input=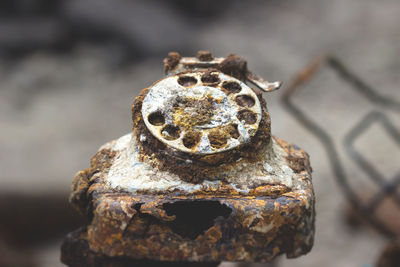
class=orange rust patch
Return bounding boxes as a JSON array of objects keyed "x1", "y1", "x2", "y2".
[{"x1": 171, "y1": 96, "x2": 215, "y2": 129}]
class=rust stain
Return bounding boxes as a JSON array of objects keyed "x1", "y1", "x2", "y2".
[{"x1": 62, "y1": 52, "x2": 315, "y2": 266}]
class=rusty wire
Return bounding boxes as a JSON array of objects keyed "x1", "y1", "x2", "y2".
[
  {"x1": 282, "y1": 55, "x2": 400, "y2": 237},
  {"x1": 344, "y1": 111, "x2": 400, "y2": 210}
]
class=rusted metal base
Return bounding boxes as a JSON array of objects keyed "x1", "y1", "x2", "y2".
[
  {"x1": 61, "y1": 228, "x2": 220, "y2": 267},
  {"x1": 62, "y1": 137, "x2": 314, "y2": 266}
]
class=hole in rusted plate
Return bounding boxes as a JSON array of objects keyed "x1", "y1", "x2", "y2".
[
  {"x1": 208, "y1": 129, "x2": 229, "y2": 149},
  {"x1": 178, "y1": 76, "x2": 197, "y2": 87},
  {"x1": 161, "y1": 125, "x2": 181, "y2": 140},
  {"x1": 225, "y1": 124, "x2": 240, "y2": 139},
  {"x1": 238, "y1": 110, "x2": 257, "y2": 124},
  {"x1": 182, "y1": 131, "x2": 201, "y2": 149},
  {"x1": 235, "y1": 95, "x2": 255, "y2": 108},
  {"x1": 222, "y1": 81, "x2": 241, "y2": 94},
  {"x1": 163, "y1": 201, "x2": 232, "y2": 239},
  {"x1": 148, "y1": 111, "x2": 165, "y2": 126}
]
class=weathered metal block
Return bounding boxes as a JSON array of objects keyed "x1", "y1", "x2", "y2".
[{"x1": 62, "y1": 52, "x2": 314, "y2": 266}]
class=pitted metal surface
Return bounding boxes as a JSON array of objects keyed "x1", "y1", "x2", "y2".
[
  {"x1": 142, "y1": 71, "x2": 262, "y2": 154},
  {"x1": 62, "y1": 52, "x2": 315, "y2": 266}
]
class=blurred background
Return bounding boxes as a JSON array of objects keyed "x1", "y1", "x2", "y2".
[{"x1": 1, "y1": 0, "x2": 399, "y2": 266}]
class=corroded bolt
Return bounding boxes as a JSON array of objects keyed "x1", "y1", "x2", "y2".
[
  {"x1": 196, "y1": 50, "x2": 213, "y2": 61},
  {"x1": 164, "y1": 51, "x2": 181, "y2": 73}
]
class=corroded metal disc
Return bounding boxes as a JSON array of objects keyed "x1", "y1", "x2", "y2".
[{"x1": 142, "y1": 71, "x2": 261, "y2": 154}]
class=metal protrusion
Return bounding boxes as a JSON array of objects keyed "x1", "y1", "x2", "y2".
[
  {"x1": 247, "y1": 72, "x2": 282, "y2": 92},
  {"x1": 196, "y1": 50, "x2": 213, "y2": 61}
]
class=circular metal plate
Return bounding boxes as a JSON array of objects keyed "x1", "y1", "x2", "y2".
[{"x1": 142, "y1": 71, "x2": 261, "y2": 154}]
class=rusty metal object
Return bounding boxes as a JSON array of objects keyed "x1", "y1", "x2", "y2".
[
  {"x1": 142, "y1": 71, "x2": 262, "y2": 155},
  {"x1": 61, "y1": 52, "x2": 314, "y2": 266},
  {"x1": 282, "y1": 55, "x2": 400, "y2": 238},
  {"x1": 376, "y1": 240, "x2": 400, "y2": 267},
  {"x1": 164, "y1": 52, "x2": 281, "y2": 92}
]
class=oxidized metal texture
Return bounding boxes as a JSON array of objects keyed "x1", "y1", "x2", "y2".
[
  {"x1": 164, "y1": 52, "x2": 282, "y2": 93},
  {"x1": 62, "y1": 52, "x2": 315, "y2": 266},
  {"x1": 66, "y1": 136, "x2": 313, "y2": 264},
  {"x1": 142, "y1": 71, "x2": 262, "y2": 154}
]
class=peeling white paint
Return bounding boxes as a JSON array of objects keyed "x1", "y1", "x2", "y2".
[
  {"x1": 141, "y1": 72, "x2": 261, "y2": 155},
  {"x1": 251, "y1": 221, "x2": 274, "y2": 233},
  {"x1": 105, "y1": 133, "x2": 300, "y2": 194}
]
